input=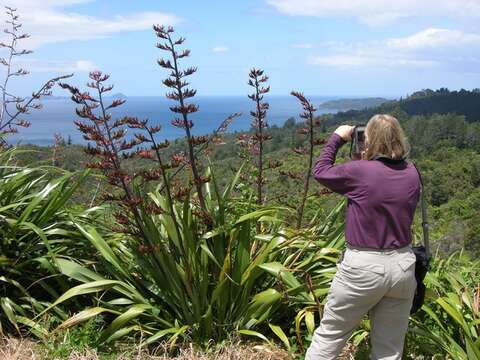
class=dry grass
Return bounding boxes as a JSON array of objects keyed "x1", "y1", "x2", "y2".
[
  {"x1": 338, "y1": 342, "x2": 357, "y2": 360},
  {"x1": 0, "y1": 336, "x2": 362, "y2": 359},
  {"x1": 0, "y1": 337, "x2": 40, "y2": 360},
  {"x1": 0, "y1": 337, "x2": 292, "y2": 360}
]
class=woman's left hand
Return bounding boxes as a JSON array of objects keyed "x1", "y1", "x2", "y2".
[{"x1": 334, "y1": 125, "x2": 355, "y2": 141}]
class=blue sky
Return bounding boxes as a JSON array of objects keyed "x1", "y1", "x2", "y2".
[{"x1": 3, "y1": 0, "x2": 480, "y2": 97}]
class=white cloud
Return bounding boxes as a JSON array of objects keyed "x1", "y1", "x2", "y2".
[
  {"x1": 267, "y1": 0, "x2": 480, "y2": 26},
  {"x1": 14, "y1": 59, "x2": 96, "y2": 73},
  {"x1": 75, "y1": 60, "x2": 95, "y2": 72},
  {"x1": 308, "y1": 28, "x2": 480, "y2": 70},
  {"x1": 309, "y1": 55, "x2": 439, "y2": 69},
  {"x1": 0, "y1": 1, "x2": 181, "y2": 48},
  {"x1": 387, "y1": 28, "x2": 480, "y2": 51},
  {"x1": 212, "y1": 46, "x2": 229, "y2": 53}
]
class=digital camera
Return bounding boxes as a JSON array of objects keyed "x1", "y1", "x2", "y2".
[{"x1": 349, "y1": 124, "x2": 366, "y2": 160}]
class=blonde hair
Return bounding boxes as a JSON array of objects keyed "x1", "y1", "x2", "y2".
[{"x1": 364, "y1": 114, "x2": 409, "y2": 160}]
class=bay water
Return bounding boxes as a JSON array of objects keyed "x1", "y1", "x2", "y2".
[{"x1": 9, "y1": 95, "x2": 340, "y2": 145}]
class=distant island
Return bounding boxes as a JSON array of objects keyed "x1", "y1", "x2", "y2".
[{"x1": 319, "y1": 97, "x2": 388, "y2": 110}]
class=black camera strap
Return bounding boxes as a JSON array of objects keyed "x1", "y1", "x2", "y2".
[{"x1": 412, "y1": 163, "x2": 430, "y2": 260}]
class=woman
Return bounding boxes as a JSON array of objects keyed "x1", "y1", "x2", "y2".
[{"x1": 305, "y1": 114, "x2": 420, "y2": 360}]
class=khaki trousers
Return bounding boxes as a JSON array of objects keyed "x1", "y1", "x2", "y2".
[{"x1": 305, "y1": 245, "x2": 417, "y2": 360}]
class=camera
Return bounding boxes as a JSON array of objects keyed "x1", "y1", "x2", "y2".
[{"x1": 350, "y1": 124, "x2": 366, "y2": 160}]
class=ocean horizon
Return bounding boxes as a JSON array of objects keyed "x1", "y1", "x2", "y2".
[{"x1": 8, "y1": 95, "x2": 343, "y2": 146}]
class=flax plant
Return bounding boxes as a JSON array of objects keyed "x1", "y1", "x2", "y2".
[
  {"x1": 248, "y1": 68, "x2": 271, "y2": 207},
  {"x1": 51, "y1": 61, "x2": 293, "y2": 346},
  {"x1": 0, "y1": 147, "x2": 92, "y2": 336},
  {"x1": 153, "y1": 25, "x2": 209, "y2": 215},
  {"x1": 287, "y1": 92, "x2": 326, "y2": 228}
]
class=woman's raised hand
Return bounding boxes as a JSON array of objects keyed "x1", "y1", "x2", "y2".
[{"x1": 334, "y1": 125, "x2": 355, "y2": 141}]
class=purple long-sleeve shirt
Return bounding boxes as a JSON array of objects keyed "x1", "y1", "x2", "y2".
[{"x1": 313, "y1": 133, "x2": 421, "y2": 249}]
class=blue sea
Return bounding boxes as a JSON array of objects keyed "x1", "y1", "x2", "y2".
[{"x1": 9, "y1": 96, "x2": 341, "y2": 145}]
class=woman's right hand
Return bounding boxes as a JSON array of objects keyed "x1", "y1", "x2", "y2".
[{"x1": 334, "y1": 125, "x2": 355, "y2": 141}]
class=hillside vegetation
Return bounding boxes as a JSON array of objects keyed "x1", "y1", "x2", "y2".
[
  {"x1": 329, "y1": 88, "x2": 480, "y2": 125},
  {"x1": 318, "y1": 97, "x2": 388, "y2": 110}
]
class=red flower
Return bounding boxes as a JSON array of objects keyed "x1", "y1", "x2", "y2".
[{"x1": 137, "y1": 149, "x2": 154, "y2": 159}]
